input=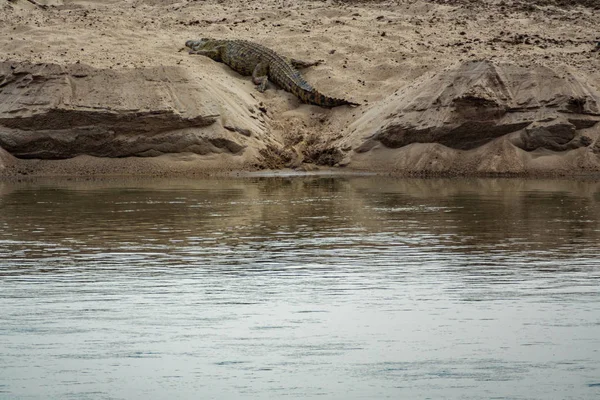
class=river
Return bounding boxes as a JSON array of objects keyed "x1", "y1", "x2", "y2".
[{"x1": 1, "y1": 176, "x2": 599, "y2": 399}]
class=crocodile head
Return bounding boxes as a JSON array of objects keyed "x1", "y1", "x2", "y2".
[{"x1": 185, "y1": 38, "x2": 214, "y2": 51}]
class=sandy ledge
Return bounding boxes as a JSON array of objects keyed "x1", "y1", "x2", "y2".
[{"x1": 1, "y1": 0, "x2": 600, "y2": 178}]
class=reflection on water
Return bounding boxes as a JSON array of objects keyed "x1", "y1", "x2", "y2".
[{"x1": 1, "y1": 177, "x2": 599, "y2": 399}]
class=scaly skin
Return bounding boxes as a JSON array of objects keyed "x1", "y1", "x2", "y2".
[{"x1": 185, "y1": 38, "x2": 358, "y2": 108}]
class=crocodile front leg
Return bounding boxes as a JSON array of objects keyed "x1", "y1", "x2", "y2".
[
  {"x1": 252, "y1": 61, "x2": 270, "y2": 92},
  {"x1": 290, "y1": 58, "x2": 323, "y2": 69}
]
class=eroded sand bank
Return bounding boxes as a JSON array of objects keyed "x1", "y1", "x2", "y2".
[{"x1": 1, "y1": 0, "x2": 599, "y2": 177}]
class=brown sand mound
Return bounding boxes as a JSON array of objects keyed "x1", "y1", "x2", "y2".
[
  {"x1": 342, "y1": 60, "x2": 600, "y2": 175},
  {"x1": 0, "y1": 145, "x2": 16, "y2": 170},
  {"x1": 0, "y1": 61, "x2": 269, "y2": 161}
]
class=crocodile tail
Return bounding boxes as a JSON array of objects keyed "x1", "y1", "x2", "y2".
[{"x1": 298, "y1": 88, "x2": 359, "y2": 108}]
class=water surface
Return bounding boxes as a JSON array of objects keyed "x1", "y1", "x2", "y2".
[{"x1": 1, "y1": 177, "x2": 600, "y2": 399}]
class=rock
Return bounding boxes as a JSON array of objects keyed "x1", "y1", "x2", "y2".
[
  {"x1": 342, "y1": 60, "x2": 600, "y2": 175},
  {"x1": 512, "y1": 121, "x2": 592, "y2": 152},
  {"x1": 0, "y1": 61, "x2": 266, "y2": 160}
]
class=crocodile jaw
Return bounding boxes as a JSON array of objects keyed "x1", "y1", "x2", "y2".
[{"x1": 185, "y1": 38, "x2": 212, "y2": 51}]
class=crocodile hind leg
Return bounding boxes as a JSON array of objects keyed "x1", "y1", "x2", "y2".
[
  {"x1": 289, "y1": 58, "x2": 323, "y2": 69},
  {"x1": 252, "y1": 61, "x2": 270, "y2": 92}
]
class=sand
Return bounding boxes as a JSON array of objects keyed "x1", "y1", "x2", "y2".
[{"x1": 1, "y1": 0, "x2": 599, "y2": 177}]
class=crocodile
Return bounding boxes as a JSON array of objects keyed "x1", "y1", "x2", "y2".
[{"x1": 185, "y1": 38, "x2": 358, "y2": 108}]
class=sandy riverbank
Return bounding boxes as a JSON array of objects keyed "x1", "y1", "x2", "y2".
[{"x1": 1, "y1": 0, "x2": 599, "y2": 177}]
